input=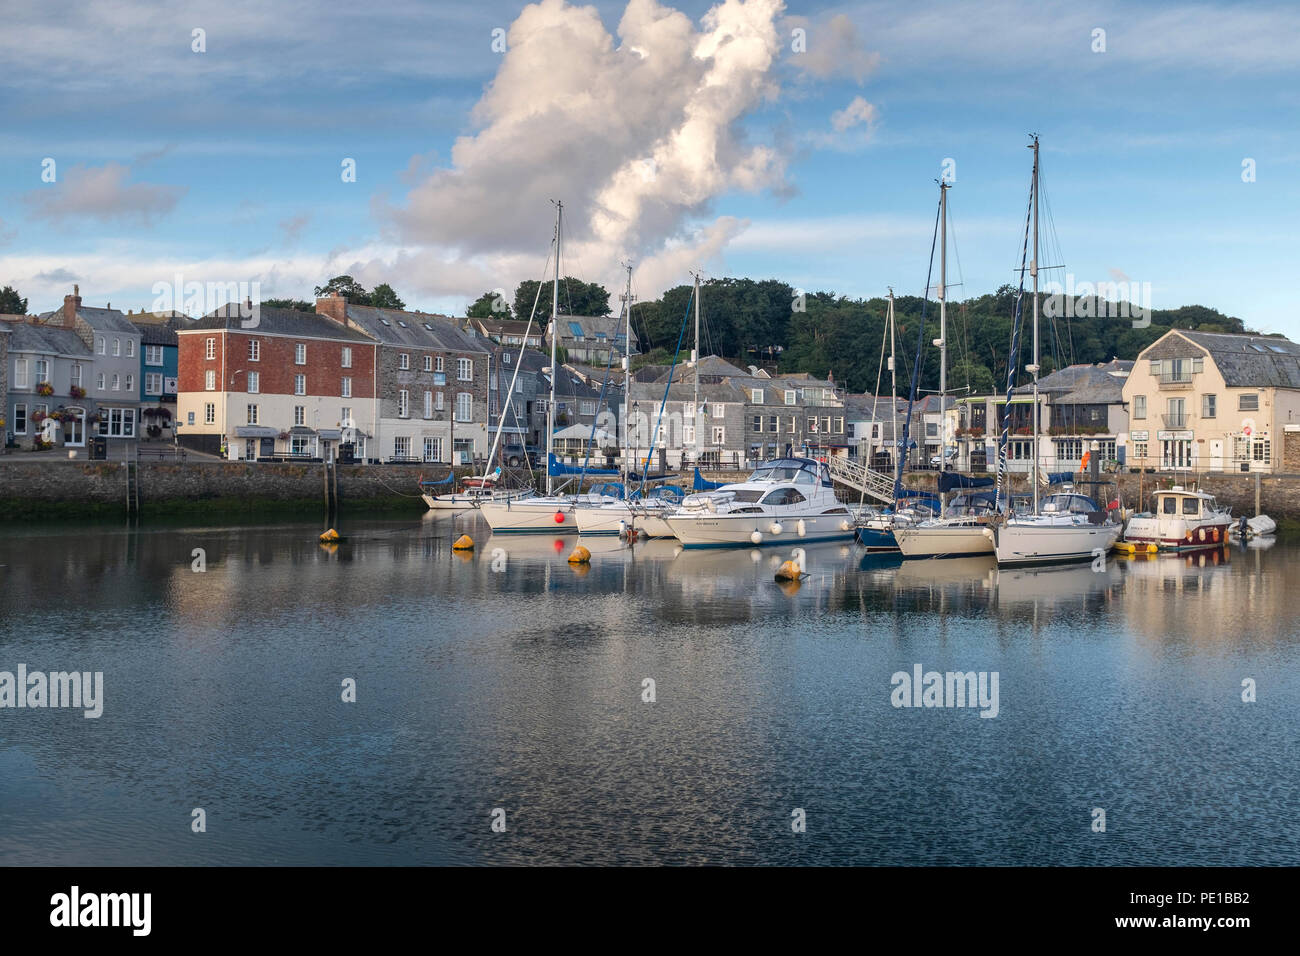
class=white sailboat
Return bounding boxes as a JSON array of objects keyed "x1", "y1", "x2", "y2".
[
  {"x1": 991, "y1": 137, "x2": 1121, "y2": 566},
  {"x1": 480, "y1": 200, "x2": 620, "y2": 533}
]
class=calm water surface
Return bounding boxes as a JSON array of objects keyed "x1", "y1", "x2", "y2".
[{"x1": 1, "y1": 512, "x2": 1297, "y2": 865}]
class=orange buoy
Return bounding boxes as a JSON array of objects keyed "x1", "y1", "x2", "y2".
[
  {"x1": 452, "y1": 534, "x2": 474, "y2": 551},
  {"x1": 554, "y1": 511, "x2": 565, "y2": 524},
  {"x1": 567, "y1": 545, "x2": 591, "y2": 564}
]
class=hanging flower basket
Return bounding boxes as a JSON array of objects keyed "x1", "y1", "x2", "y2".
[
  {"x1": 36, "y1": 382, "x2": 54, "y2": 397},
  {"x1": 31, "y1": 410, "x2": 48, "y2": 425},
  {"x1": 68, "y1": 385, "x2": 86, "y2": 400}
]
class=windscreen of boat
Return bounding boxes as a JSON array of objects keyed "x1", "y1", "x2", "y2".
[
  {"x1": 1042, "y1": 494, "x2": 1101, "y2": 514},
  {"x1": 748, "y1": 459, "x2": 818, "y2": 483},
  {"x1": 730, "y1": 489, "x2": 764, "y2": 503}
]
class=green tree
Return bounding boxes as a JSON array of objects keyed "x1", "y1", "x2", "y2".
[
  {"x1": 513, "y1": 277, "x2": 611, "y2": 322},
  {"x1": 262, "y1": 298, "x2": 314, "y2": 313},
  {"x1": 0, "y1": 285, "x2": 27, "y2": 314},
  {"x1": 369, "y1": 283, "x2": 406, "y2": 310},
  {"x1": 314, "y1": 275, "x2": 370, "y2": 303},
  {"x1": 467, "y1": 290, "x2": 511, "y2": 320}
]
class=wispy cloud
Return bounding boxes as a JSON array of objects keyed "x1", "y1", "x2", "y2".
[{"x1": 23, "y1": 162, "x2": 186, "y2": 226}]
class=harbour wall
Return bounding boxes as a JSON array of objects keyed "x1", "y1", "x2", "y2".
[{"x1": 0, "y1": 459, "x2": 1295, "y2": 524}]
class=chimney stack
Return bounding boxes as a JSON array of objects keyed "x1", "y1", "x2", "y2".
[
  {"x1": 315, "y1": 291, "x2": 347, "y2": 323},
  {"x1": 61, "y1": 285, "x2": 83, "y2": 328}
]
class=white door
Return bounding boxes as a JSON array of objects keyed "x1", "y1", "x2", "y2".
[{"x1": 1209, "y1": 439, "x2": 1224, "y2": 471}]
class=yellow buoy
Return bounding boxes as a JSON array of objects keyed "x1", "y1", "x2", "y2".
[
  {"x1": 567, "y1": 545, "x2": 591, "y2": 564},
  {"x1": 452, "y1": 534, "x2": 475, "y2": 551},
  {"x1": 775, "y1": 559, "x2": 802, "y2": 581},
  {"x1": 1146, "y1": 543, "x2": 1158, "y2": 553},
  {"x1": 319, "y1": 528, "x2": 340, "y2": 542}
]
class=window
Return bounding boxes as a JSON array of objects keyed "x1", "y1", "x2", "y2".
[
  {"x1": 835, "y1": 417, "x2": 844, "y2": 434},
  {"x1": 453, "y1": 438, "x2": 474, "y2": 465},
  {"x1": 423, "y1": 355, "x2": 432, "y2": 372},
  {"x1": 145, "y1": 372, "x2": 162, "y2": 395},
  {"x1": 97, "y1": 408, "x2": 136, "y2": 438},
  {"x1": 398, "y1": 389, "x2": 410, "y2": 418},
  {"x1": 294, "y1": 374, "x2": 306, "y2": 396},
  {"x1": 785, "y1": 390, "x2": 796, "y2": 405},
  {"x1": 580, "y1": 401, "x2": 595, "y2": 416},
  {"x1": 291, "y1": 435, "x2": 310, "y2": 457},
  {"x1": 1133, "y1": 395, "x2": 1146, "y2": 419},
  {"x1": 341, "y1": 347, "x2": 352, "y2": 368},
  {"x1": 456, "y1": 392, "x2": 472, "y2": 422},
  {"x1": 97, "y1": 372, "x2": 107, "y2": 391},
  {"x1": 205, "y1": 338, "x2": 216, "y2": 360},
  {"x1": 423, "y1": 437, "x2": 442, "y2": 462},
  {"x1": 768, "y1": 415, "x2": 778, "y2": 433},
  {"x1": 752, "y1": 415, "x2": 762, "y2": 432},
  {"x1": 246, "y1": 404, "x2": 259, "y2": 424},
  {"x1": 1239, "y1": 393, "x2": 1259, "y2": 411},
  {"x1": 423, "y1": 390, "x2": 433, "y2": 418},
  {"x1": 124, "y1": 375, "x2": 134, "y2": 393},
  {"x1": 341, "y1": 407, "x2": 352, "y2": 426},
  {"x1": 96, "y1": 337, "x2": 106, "y2": 355},
  {"x1": 712, "y1": 425, "x2": 726, "y2": 445},
  {"x1": 247, "y1": 371, "x2": 260, "y2": 393},
  {"x1": 683, "y1": 402, "x2": 695, "y2": 420},
  {"x1": 204, "y1": 403, "x2": 215, "y2": 425},
  {"x1": 294, "y1": 406, "x2": 305, "y2": 426},
  {"x1": 1253, "y1": 439, "x2": 1271, "y2": 462},
  {"x1": 34, "y1": 359, "x2": 50, "y2": 384},
  {"x1": 1202, "y1": 394, "x2": 1217, "y2": 418},
  {"x1": 71, "y1": 364, "x2": 83, "y2": 387},
  {"x1": 399, "y1": 353, "x2": 410, "y2": 370},
  {"x1": 146, "y1": 345, "x2": 164, "y2": 365},
  {"x1": 248, "y1": 340, "x2": 260, "y2": 362},
  {"x1": 341, "y1": 377, "x2": 352, "y2": 398},
  {"x1": 683, "y1": 425, "x2": 695, "y2": 445},
  {"x1": 126, "y1": 340, "x2": 135, "y2": 358},
  {"x1": 436, "y1": 356, "x2": 444, "y2": 372},
  {"x1": 14, "y1": 359, "x2": 27, "y2": 388},
  {"x1": 433, "y1": 372, "x2": 446, "y2": 386},
  {"x1": 111, "y1": 374, "x2": 120, "y2": 391},
  {"x1": 435, "y1": 392, "x2": 444, "y2": 411},
  {"x1": 295, "y1": 343, "x2": 307, "y2": 364},
  {"x1": 458, "y1": 358, "x2": 473, "y2": 381},
  {"x1": 788, "y1": 416, "x2": 796, "y2": 434},
  {"x1": 1132, "y1": 441, "x2": 1148, "y2": 462},
  {"x1": 112, "y1": 338, "x2": 121, "y2": 357},
  {"x1": 13, "y1": 403, "x2": 26, "y2": 434},
  {"x1": 187, "y1": 412, "x2": 195, "y2": 425},
  {"x1": 752, "y1": 388, "x2": 764, "y2": 404},
  {"x1": 712, "y1": 404, "x2": 725, "y2": 417},
  {"x1": 394, "y1": 437, "x2": 411, "y2": 460}
]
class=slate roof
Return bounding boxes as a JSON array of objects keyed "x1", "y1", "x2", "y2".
[
  {"x1": 189, "y1": 305, "x2": 374, "y2": 342},
  {"x1": 344, "y1": 304, "x2": 490, "y2": 354},
  {"x1": 132, "y1": 320, "x2": 182, "y2": 346},
  {"x1": 1177, "y1": 330, "x2": 1300, "y2": 389},
  {"x1": 1016, "y1": 362, "x2": 1127, "y2": 403},
  {"x1": 73, "y1": 306, "x2": 138, "y2": 335},
  {"x1": 5, "y1": 321, "x2": 91, "y2": 356},
  {"x1": 626, "y1": 378, "x2": 749, "y2": 404}
]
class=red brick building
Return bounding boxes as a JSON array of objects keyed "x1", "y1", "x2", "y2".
[{"x1": 176, "y1": 305, "x2": 376, "y2": 459}]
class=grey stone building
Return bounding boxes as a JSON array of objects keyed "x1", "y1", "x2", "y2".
[{"x1": 4, "y1": 317, "x2": 95, "y2": 450}]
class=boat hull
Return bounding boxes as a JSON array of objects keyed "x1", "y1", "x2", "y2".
[
  {"x1": 1123, "y1": 514, "x2": 1231, "y2": 550},
  {"x1": 666, "y1": 512, "x2": 855, "y2": 549},
  {"x1": 993, "y1": 521, "x2": 1122, "y2": 567},
  {"x1": 479, "y1": 499, "x2": 578, "y2": 533},
  {"x1": 895, "y1": 523, "x2": 995, "y2": 559},
  {"x1": 574, "y1": 503, "x2": 675, "y2": 538}
]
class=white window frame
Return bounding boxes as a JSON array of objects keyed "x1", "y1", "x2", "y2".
[
  {"x1": 341, "y1": 377, "x2": 352, "y2": 398},
  {"x1": 247, "y1": 371, "x2": 260, "y2": 394},
  {"x1": 205, "y1": 338, "x2": 216, "y2": 360},
  {"x1": 458, "y1": 358, "x2": 473, "y2": 381},
  {"x1": 399, "y1": 353, "x2": 410, "y2": 370},
  {"x1": 398, "y1": 389, "x2": 409, "y2": 418},
  {"x1": 204, "y1": 402, "x2": 215, "y2": 425},
  {"x1": 295, "y1": 343, "x2": 307, "y2": 365},
  {"x1": 294, "y1": 374, "x2": 306, "y2": 396},
  {"x1": 341, "y1": 347, "x2": 352, "y2": 369},
  {"x1": 456, "y1": 392, "x2": 472, "y2": 422},
  {"x1": 248, "y1": 340, "x2": 261, "y2": 362}
]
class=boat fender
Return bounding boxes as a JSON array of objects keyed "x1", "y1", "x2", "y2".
[
  {"x1": 750, "y1": 530, "x2": 763, "y2": 545},
  {"x1": 567, "y1": 545, "x2": 591, "y2": 564},
  {"x1": 452, "y1": 534, "x2": 474, "y2": 551},
  {"x1": 770, "y1": 522, "x2": 783, "y2": 536},
  {"x1": 1198, "y1": 527, "x2": 1206, "y2": 543},
  {"x1": 1211, "y1": 526, "x2": 1220, "y2": 543},
  {"x1": 796, "y1": 519, "x2": 807, "y2": 537}
]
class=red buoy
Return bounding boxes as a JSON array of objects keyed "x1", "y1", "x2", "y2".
[{"x1": 554, "y1": 512, "x2": 565, "y2": 523}]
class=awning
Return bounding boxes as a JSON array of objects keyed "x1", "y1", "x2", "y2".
[
  {"x1": 234, "y1": 426, "x2": 277, "y2": 438},
  {"x1": 289, "y1": 425, "x2": 316, "y2": 435},
  {"x1": 318, "y1": 428, "x2": 342, "y2": 440}
]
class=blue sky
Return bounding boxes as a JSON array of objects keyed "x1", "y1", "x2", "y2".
[{"x1": 1, "y1": 0, "x2": 1297, "y2": 336}]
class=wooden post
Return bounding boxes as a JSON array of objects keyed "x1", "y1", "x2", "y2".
[{"x1": 1255, "y1": 471, "x2": 1261, "y2": 517}]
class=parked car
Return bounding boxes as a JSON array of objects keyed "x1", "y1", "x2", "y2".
[
  {"x1": 929, "y1": 449, "x2": 957, "y2": 470},
  {"x1": 500, "y1": 441, "x2": 527, "y2": 468}
]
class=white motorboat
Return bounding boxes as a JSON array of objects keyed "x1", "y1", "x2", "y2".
[
  {"x1": 1123, "y1": 486, "x2": 1233, "y2": 550},
  {"x1": 895, "y1": 490, "x2": 1000, "y2": 559},
  {"x1": 574, "y1": 485, "x2": 686, "y2": 537},
  {"x1": 990, "y1": 491, "x2": 1122, "y2": 567},
  {"x1": 664, "y1": 458, "x2": 855, "y2": 548},
  {"x1": 1227, "y1": 513, "x2": 1277, "y2": 540}
]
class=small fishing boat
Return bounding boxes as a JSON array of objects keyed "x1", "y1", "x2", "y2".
[
  {"x1": 664, "y1": 457, "x2": 855, "y2": 548},
  {"x1": 1123, "y1": 486, "x2": 1232, "y2": 550},
  {"x1": 1227, "y1": 513, "x2": 1277, "y2": 540},
  {"x1": 420, "y1": 467, "x2": 529, "y2": 511}
]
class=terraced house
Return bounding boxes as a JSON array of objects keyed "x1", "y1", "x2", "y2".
[
  {"x1": 1122, "y1": 329, "x2": 1300, "y2": 473},
  {"x1": 176, "y1": 305, "x2": 376, "y2": 460},
  {"x1": 315, "y1": 295, "x2": 491, "y2": 464}
]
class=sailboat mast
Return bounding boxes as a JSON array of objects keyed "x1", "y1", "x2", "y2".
[
  {"x1": 888, "y1": 289, "x2": 897, "y2": 465},
  {"x1": 1030, "y1": 137, "x2": 1040, "y2": 515},
  {"x1": 938, "y1": 181, "x2": 948, "y2": 442},
  {"x1": 621, "y1": 261, "x2": 633, "y2": 487},
  {"x1": 692, "y1": 271, "x2": 701, "y2": 466},
  {"x1": 547, "y1": 200, "x2": 562, "y2": 496}
]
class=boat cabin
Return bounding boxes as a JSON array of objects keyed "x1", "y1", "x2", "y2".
[{"x1": 1154, "y1": 487, "x2": 1220, "y2": 518}]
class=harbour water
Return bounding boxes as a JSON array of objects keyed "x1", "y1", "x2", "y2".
[{"x1": 1, "y1": 513, "x2": 1297, "y2": 865}]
